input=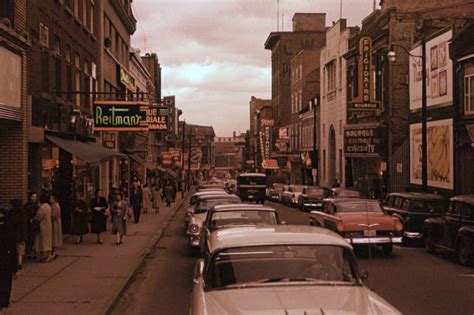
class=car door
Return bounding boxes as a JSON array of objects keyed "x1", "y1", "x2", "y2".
[
  {"x1": 320, "y1": 202, "x2": 338, "y2": 231},
  {"x1": 442, "y1": 201, "x2": 463, "y2": 249}
]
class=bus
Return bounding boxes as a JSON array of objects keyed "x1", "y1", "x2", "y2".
[{"x1": 236, "y1": 173, "x2": 267, "y2": 204}]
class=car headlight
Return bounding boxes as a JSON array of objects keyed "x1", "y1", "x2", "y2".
[
  {"x1": 189, "y1": 224, "x2": 199, "y2": 233},
  {"x1": 394, "y1": 221, "x2": 403, "y2": 232}
]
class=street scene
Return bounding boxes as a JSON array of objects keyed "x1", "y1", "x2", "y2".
[{"x1": 0, "y1": 0, "x2": 473, "y2": 314}]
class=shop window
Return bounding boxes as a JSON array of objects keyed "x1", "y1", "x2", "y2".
[{"x1": 464, "y1": 74, "x2": 474, "y2": 115}]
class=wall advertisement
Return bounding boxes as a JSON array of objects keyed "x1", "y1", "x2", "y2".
[
  {"x1": 409, "y1": 29, "x2": 453, "y2": 110},
  {"x1": 410, "y1": 119, "x2": 453, "y2": 190}
]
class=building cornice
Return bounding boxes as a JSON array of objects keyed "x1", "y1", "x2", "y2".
[{"x1": 110, "y1": 1, "x2": 137, "y2": 35}]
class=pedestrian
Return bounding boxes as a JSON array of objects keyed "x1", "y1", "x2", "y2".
[
  {"x1": 49, "y1": 195, "x2": 63, "y2": 255},
  {"x1": 0, "y1": 209, "x2": 17, "y2": 314},
  {"x1": 111, "y1": 193, "x2": 127, "y2": 245},
  {"x1": 71, "y1": 192, "x2": 89, "y2": 244},
  {"x1": 142, "y1": 184, "x2": 153, "y2": 214},
  {"x1": 332, "y1": 178, "x2": 341, "y2": 188},
  {"x1": 8, "y1": 199, "x2": 27, "y2": 271},
  {"x1": 163, "y1": 181, "x2": 176, "y2": 207},
  {"x1": 130, "y1": 183, "x2": 142, "y2": 224},
  {"x1": 89, "y1": 189, "x2": 108, "y2": 244},
  {"x1": 152, "y1": 183, "x2": 162, "y2": 214},
  {"x1": 24, "y1": 192, "x2": 39, "y2": 258},
  {"x1": 34, "y1": 194, "x2": 54, "y2": 262}
]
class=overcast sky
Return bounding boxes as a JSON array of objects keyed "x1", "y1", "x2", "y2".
[{"x1": 132, "y1": 0, "x2": 377, "y2": 136}]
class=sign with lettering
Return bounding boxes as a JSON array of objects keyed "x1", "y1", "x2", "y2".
[
  {"x1": 147, "y1": 106, "x2": 169, "y2": 131},
  {"x1": 93, "y1": 101, "x2": 148, "y2": 131},
  {"x1": 119, "y1": 66, "x2": 136, "y2": 92},
  {"x1": 344, "y1": 126, "x2": 384, "y2": 157}
]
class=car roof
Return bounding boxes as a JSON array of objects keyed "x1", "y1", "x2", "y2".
[
  {"x1": 328, "y1": 197, "x2": 380, "y2": 205},
  {"x1": 451, "y1": 195, "x2": 474, "y2": 205},
  {"x1": 193, "y1": 191, "x2": 228, "y2": 197},
  {"x1": 238, "y1": 173, "x2": 266, "y2": 177},
  {"x1": 388, "y1": 192, "x2": 447, "y2": 200},
  {"x1": 211, "y1": 204, "x2": 277, "y2": 212},
  {"x1": 196, "y1": 194, "x2": 240, "y2": 201},
  {"x1": 208, "y1": 225, "x2": 351, "y2": 253}
]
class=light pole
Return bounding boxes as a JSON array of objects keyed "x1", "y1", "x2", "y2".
[{"x1": 388, "y1": 39, "x2": 427, "y2": 193}]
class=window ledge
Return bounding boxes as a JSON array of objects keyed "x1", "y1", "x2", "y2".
[
  {"x1": 90, "y1": 33, "x2": 97, "y2": 42},
  {"x1": 73, "y1": 16, "x2": 82, "y2": 26},
  {"x1": 65, "y1": 7, "x2": 73, "y2": 16}
]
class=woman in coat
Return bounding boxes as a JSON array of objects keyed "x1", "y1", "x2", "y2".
[
  {"x1": 152, "y1": 184, "x2": 162, "y2": 214},
  {"x1": 89, "y1": 189, "x2": 108, "y2": 244},
  {"x1": 163, "y1": 181, "x2": 176, "y2": 207},
  {"x1": 142, "y1": 184, "x2": 153, "y2": 214},
  {"x1": 0, "y1": 210, "x2": 17, "y2": 312},
  {"x1": 8, "y1": 199, "x2": 27, "y2": 270},
  {"x1": 111, "y1": 193, "x2": 127, "y2": 245},
  {"x1": 71, "y1": 192, "x2": 89, "y2": 244},
  {"x1": 34, "y1": 195, "x2": 54, "y2": 262},
  {"x1": 49, "y1": 195, "x2": 63, "y2": 255},
  {"x1": 24, "y1": 192, "x2": 39, "y2": 258}
]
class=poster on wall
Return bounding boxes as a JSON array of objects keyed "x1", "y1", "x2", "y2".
[
  {"x1": 410, "y1": 119, "x2": 453, "y2": 190},
  {"x1": 409, "y1": 28, "x2": 453, "y2": 110}
]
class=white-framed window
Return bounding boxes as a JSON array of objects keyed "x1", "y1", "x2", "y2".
[
  {"x1": 464, "y1": 74, "x2": 474, "y2": 115},
  {"x1": 39, "y1": 23, "x2": 49, "y2": 47}
]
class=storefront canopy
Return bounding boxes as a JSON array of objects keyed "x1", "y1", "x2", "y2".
[
  {"x1": 46, "y1": 135, "x2": 125, "y2": 165},
  {"x1": 129, "y1": 154, "x2": 157, "y2": 171}
]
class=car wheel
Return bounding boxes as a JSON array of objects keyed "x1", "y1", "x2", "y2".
[
  {"x1": 424, "y1": 230, "x2": 436, "y2": 254},
  {"x1": 457, "y1": 238, "x2": 473, "y2": 266},
  {"x1": 382, "y1": 244, "x2": 393, "y2": 257}
]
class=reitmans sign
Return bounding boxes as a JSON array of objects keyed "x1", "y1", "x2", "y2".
[{"x1": 93, "y1": 101, "x2": 171, "y2": 132}]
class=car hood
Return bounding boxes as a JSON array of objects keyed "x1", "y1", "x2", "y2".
[
  {"x1": 202, "y1": 285, "x2": 399, "y2": 315},
  {"x1": 305, "y1": 194, "x2": 326, "y2": 200},
  {"x1": 337, "y1": 213, "x2": 396, "y2": 231}
]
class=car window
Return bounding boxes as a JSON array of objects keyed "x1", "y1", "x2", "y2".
[
  {"x1": 209, "y1": 211, "x2": 278, "y2": 229},
  {"x1": 385, "y1": 196, "x2": 395, "y2": 207},
  {"x1": 392, "y1": 197, "x2": 402, "y2": 208},
  {"x1": 412, "y1": 200, "x2": 425, "y2": 212},
  {"x1": 425, "y1": 200, "x2": 447, "y2": 214},
  {"x1": 461, "y1": 203, "x2": 472, "y2": 219},
  {"x1": 335, "y1": 201, "x2": 383, "y2": 213},
  {"x1": 451, "y1": 202, "x2": 462, "y2": 215},
  {"x1": 400, "y1": 199, "x2": 410, "y2": 211}
]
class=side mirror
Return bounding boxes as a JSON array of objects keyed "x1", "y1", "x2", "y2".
[
  {"x1": 361, "y1": 271, "x2": 369, "y2": 281},
  {"x1": 193, "y1": 259, "x2": 204, "y2": 284},
  {"x1": 280, "y1": 220, "x2": 287, "y2": 225}
]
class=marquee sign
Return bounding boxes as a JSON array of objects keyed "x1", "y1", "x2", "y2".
[
  {"x1": 344, "y1": 126, "x2": 384, "y2": 157},
  {"x1": 93, "y1": 101, "x2": 148, "y2": 131}
]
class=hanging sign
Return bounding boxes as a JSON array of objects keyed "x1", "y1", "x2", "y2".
[
  {"x1": 93, "y1": 101, "x2": 148, "y2": 131},
  {"x1": 147, "y1": 106, "x2": 169, "y2": 131}
]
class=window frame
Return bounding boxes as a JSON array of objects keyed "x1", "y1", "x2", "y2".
[{"x1": 464, "y1": 74, "x2": 474, "y2": 115}]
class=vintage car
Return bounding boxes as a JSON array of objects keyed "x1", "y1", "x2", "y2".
[
  {"x1": 331, "y1": 188, "x2": 361, "y2": 198},
  {"x1": 185, "y1": 191, "x2": 230, "y2": 227},
  {"x1": 309, "y1": 198, "x2": 403, "y2": 256},
  {"x1": 298, "y1": 186, "x2": 331, "y2": 211},
  {"x1": 424, "y1": 195, "x2": 474, "y2": 266},
  {"x1": 383, "y1": 192, "x2": 448, "y2": 243},
  {"x1": 199, "y1": 204, "x2": 284, "y2": 256},
  {"x1": 190, "y1": 225, "x2": 400, "y2": 315},
  {"x1": 266, "y1": 183, "x2": 284, "y2": 202},
  {"x1": 237, "y1": 173, "x2": 267, "y2": 204},
  {"x1": 281, "y1": 185, "x2": 305, "y2": 207},
  {"x1": 187, "y1": 194, "x2": 241, "y2": 248}
]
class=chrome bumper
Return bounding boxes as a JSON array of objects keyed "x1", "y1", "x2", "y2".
[
  {"x1": 403, "y1": 231, "x2": 423, "y2": 239},
  {"x1": 188, "y1": 235, "x2": 200, "y2": 247},
  {"x1": 345, "y1": 236, "x2": 403, "y2": 244}
]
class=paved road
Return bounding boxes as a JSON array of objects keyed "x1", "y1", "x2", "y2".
[{"x1": 111, "y1": 199, "x2": 474, "y2": 315}]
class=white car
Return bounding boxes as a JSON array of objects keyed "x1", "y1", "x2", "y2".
[
  {"x1": 281, "y1": 185, "x2": 305, "y2": 207},
  {"x1": 190, "y1": 225, "x2": 400, "y2": 315},
  {"x1": 185, "y1": 191, "x2": 230, "y2": 228},
  {"x1": 187, "y1": 195, "x2": 241, "y2": 248}
]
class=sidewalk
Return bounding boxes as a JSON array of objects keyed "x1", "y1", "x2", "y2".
[{"x1": 8, "y1": 193, "x2": 189, "y2": 315}]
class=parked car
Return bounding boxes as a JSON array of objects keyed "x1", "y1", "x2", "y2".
[
  {"x1": 281, "y1": 185, "x2": 305, "y2": 207},
  {"x1": 199, "y1": 204, "x2": 284, "y2": 256},
  {"x1": 298, "y1": 186, "x2": 330, "y2": 211},
  {"x1": 187, "y1": 194, "x2": 241, "y2": 248},
  {"x1": 185, "y1": 191, "x2": 230, "y2": 227},
  {"x1": 190, "y1": 225, "x2": 400, "y2": 315},
  {"x1": 331, "y1": 188, "x2": 361, "y2": 198},
  {"x1": 424, "y1": 195, "x2": 474, "y2": 266},
  {"x1": 266, "y1": 183, "x2": 284, "y2": 202},
  {"x1": 309, "y1": 198, "x2": 403, "y2": 256},
  {"x1": 383, "y1": 192, "x2": 448, "y2": 243},
  {"x1": 236, "y1": 173, "x2": 267, "y2": 204}
]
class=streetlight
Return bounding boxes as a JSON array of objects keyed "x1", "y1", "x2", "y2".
[{"x1": 388, "y1": 39, "x2": 427, "y2": 193}]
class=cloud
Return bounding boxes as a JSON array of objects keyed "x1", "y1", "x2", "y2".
[{"x1": 132, "y1": 0, "x2": 375, "y2": 136}]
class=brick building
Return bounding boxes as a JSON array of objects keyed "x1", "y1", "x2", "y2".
[
  {"x1": 264, "y1": 13, "x2": 326, "y2": 179},
  {"x1": 214, "y1": 132, "x2": 246, "y2": 175},
  {"x1": 141, "y1": 52, "x2": 162, "y2": 101},
  {"x1": 0, "y1": 0, "x2": 30, "y2": 205},
  {"x1": 319, "y1": 19, "x2": 358, "y2": 188}
]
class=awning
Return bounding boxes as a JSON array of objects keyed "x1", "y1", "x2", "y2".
[
  {"x1": 46, "y1": 135, "x2": 125, "y2": 165},
  {"x1": 262, "y1": 159, "x2": 279, "y2": 170},
  {"x1": 129, "y1": 154, "x2": 157, "y2": 171}
]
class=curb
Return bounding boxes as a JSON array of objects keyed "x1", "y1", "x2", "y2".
[{"x1": 103, "y1": 191, "x2": 191, "y2": 315}]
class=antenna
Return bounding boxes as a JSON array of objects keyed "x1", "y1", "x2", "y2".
[
  {"x1": 340, "y1": 0, "x2": 343, "y2": 19},
  {"x1": 277, "y1": 0, "x2": 280, "y2": 31}
]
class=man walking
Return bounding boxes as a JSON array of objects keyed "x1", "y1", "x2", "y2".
[{"x1": 130, "y1": 183, "x2": 143, "y2": 224}]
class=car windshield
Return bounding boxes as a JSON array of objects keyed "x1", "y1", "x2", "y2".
[
  {"x1": 205, "y1": 245, "x2": 358, "y2": 290},
  {"x1": 208, "y1": 210, "x2": 278, "y2": 229},
  {"x1": 237, "y1": 175, "x2": 266, "y2": 186},
  {"x1": 195, "y1": 199, "x2": 238, "y2": 214},
  {"x1": 306, "y1": 187, "x2": 327, "y2": 196},
  {"x1": 336, "y1": 201, "x2": 383, "y2": 213}
]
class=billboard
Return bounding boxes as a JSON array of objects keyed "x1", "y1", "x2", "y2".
[
  {"x1": 410, "y1": 119, "x2": 453, "y2": 190},
  {"x1": 409, "y1": 29, "x2": 453, "y2": 110}
]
